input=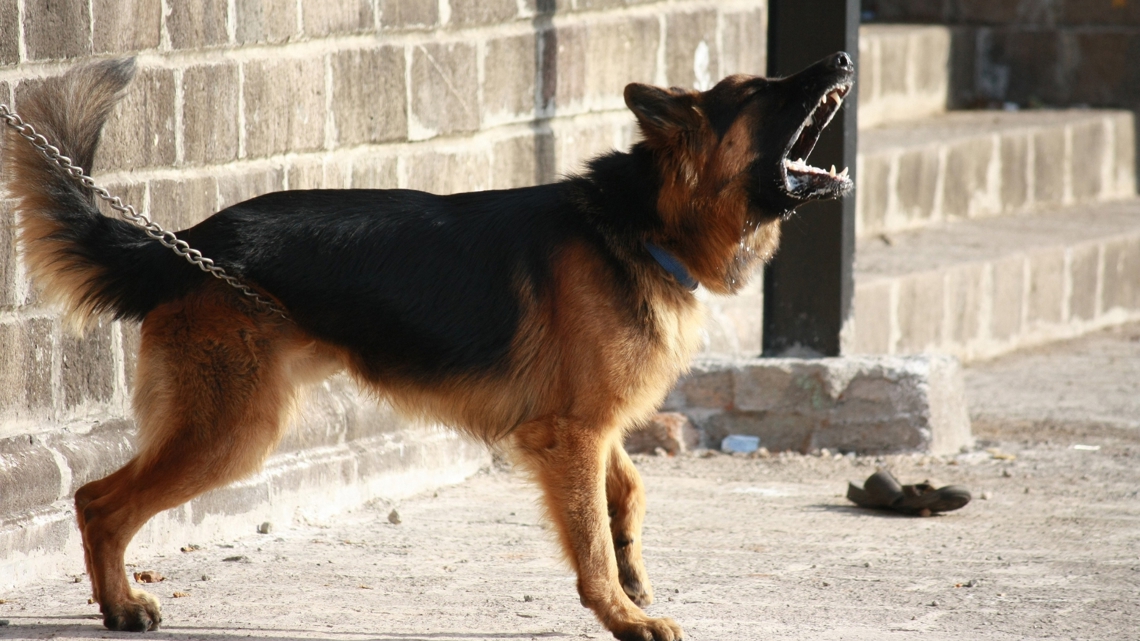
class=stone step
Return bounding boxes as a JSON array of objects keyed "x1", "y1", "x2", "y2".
[
  {"x1": 856, "y1": 109, "x2": 1136, "y2": 238},
  {"x1": 857, "y1": 24, "x2": 952, "y2": 129},
  {"x1": 849, "y1": 198, "x2": 1140, "y2": 362}
]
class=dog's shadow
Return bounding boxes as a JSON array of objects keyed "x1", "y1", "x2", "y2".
[{"x1": 0, "y1": 620, "x2": 573, "y2": 640}]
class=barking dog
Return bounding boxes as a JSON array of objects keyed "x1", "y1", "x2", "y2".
[{"x1": 3, "y1": 52, "x2": 853, "y2": 641}]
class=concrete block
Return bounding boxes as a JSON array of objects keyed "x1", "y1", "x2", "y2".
[
  {"x1": 624, "y1": 412, "x2": 699, "y2": 456},
  {"x1": 0, "y1": 320, "x2": 53, "y2": 415},
  {"x1": 351, "y1": 154, "x2": 399, "y2": 189},
  {"x1": 0, "y1": 0, "x2": 17, "y2": 65},
  {"x1": 553, "y1": 18, "x2": 659, "y2": 112},
  {"x1": 1102, "y1": 236, "x2": 1140, "y2": 313},
  {"x1": 149, "y1": 176, "x2": 218, "y2": 230},
  {"x1": 491, "y1": 134, "x2": 540, "y2": 190},
  {"x1": 24, "y1": 0, "x2": 91, "y2": 60},
  {"x1": 1070, "y1": 119, "x2": 1108, "y2": 202},
  {"x1": 93, "y1": 0, "x2": 161, "y2": 53},
  {"x1": 851, "y1": 279, "x2": 893, "y2": 354},
  {"x1": 942, "y1": 136, "x2": 995, "y2": 219},
  {"x1": 990, "y1": 256, "x2": 1026, "y2": 342},
  {"x1": 0, "y1": 201, "x2": 17, "y2": 309},
  {"x1": 98, "y1": 68, "x2": 177, "y2": 171},
  {"x1": 1026, "y1": 247, "x2": 1066, "y2": 327},
  {"x1": 895, "y1": 271, "x2": 944, "y2": 353},
  {"x1": 1068, "y1": 244, "x2": 1100, "y2": 322},
  {"x1": 896, "y1": 147, "x2": 939, "y2": 224},
  {"x1": 51, "y1": 419, "x2": 134, "y2": 491},
  {"x1": 449, "y1": 0, "x2": 518, "y2": 26},
  {"x1": 94, "y1": 180, "x2": 146, "y2": 224},
  {"x1": 218, "y1": 167, "x2": 285, "y2": 210},
  {"x1": 121, "y1": 320, "x2": 140, "y2": 394},
  {"x1": 856, "y1": 153, "x2": 891, "y2": 235},
  {"x1": 483, "y1": 34, "x2": 537, "y2": 126},
  {"x1": 1033, "y1": 126, "x2": 1067, "y2": 207},
  {"x1": 665, "y1": 10, "x2": 718, "y2": 91},
  {"x1": 61, "y1": 318, "x2": 115, "y2": 409},
  {"x1": 244, "y1": 57, "x2": 327, "y2": 159},
  {"x1": 681, "y1": 356, "x2": 972, "y2": 455},
  {"x1": 235, "y1": 0, "x2": 299, "y2": 44},
  {"x1": 661, "y1": 361, "x2": 733, "y2": 412},
  {"x1": 999, "y1": 133, "x2": 1030, "y2": 213},
  {"x1": 719, "y1": 8, "x2": 767, "y2": 77},
  {"x1": 1113, "y1": 113, "x2": 1136, "y2": 197},
  {"x1": 287, "y1": 158, "x2": 349, "y2": 190},
  {"x1": 410, "y1": 42, "x2": 479, "y2": 139},
  {"x1": 877, "y1": 29, "x2": 909, "y2": 97},
  {"x1": 0, "y1": 436, "x2": 63, "y2": 515},
  {"x1": 168, "y1": 0, "x2": 230, "y2": 49},
  {"x1": 944, "y1": 263, "x2": 984, "y2": 346},
  {"x1": 331, "y1": 47, "x2": 407, "y2": 146},
  {"x1": 404, "y1": 148, "x2": 492, "y2": 195},
  {"x1": 379, "y1": 0, "x2": 438, "y2": 29},
  {"x1": 301, "y1": 0, "x2": 374, "y2": 36},
  {"x1": 182, "y1": 64, "x2": 241, "y2": 165}
]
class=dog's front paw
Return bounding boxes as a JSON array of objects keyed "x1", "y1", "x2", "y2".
[
  {"x1": 101, "y1": 589, "x2": 162, "y2": 632},
  {"x1": 610, "y1": 615, "x2": 684, "y2": 641}
]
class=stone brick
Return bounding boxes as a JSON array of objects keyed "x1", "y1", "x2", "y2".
[
  {"x1": 944, "y1": 263, "x2": 984, "y2": 346},
  {"x1": 0, "y1": 0, "x2": 19, "y2": 65},
  {"x1": 734, "y1": 361, "x2": 823, "y2": 414},
  {"x1": 0, "y1": 437, "x2": 62, "y2": 515},
  {"x1": 410, "y1": 42, "x2": 479, "y2": 139},
  {"x1": 999, "y1": 133, "x2": 1029, "y2": 213},
  {"x1": 98, "y1": 68, "x2": 177, "y2": 171},
  {"x1": 720, "y1": 8, "x2": 767, "y2": 77},
  {"x1": 235, "y1": 0, "x2": 299, "y2": 44},
  {"x1": 942, "y1": 136, "x2": 995, "y2": 219},
  {"x1": 168, "y1": 0, "x2": 230, "y2": 49},
  {"x1": 550, "y1": 116, "x2": 627, "y2": 176},
  {"x1": 93, "y1": 0, "x2": 161, "y2": 53},
  {"x1": 1114, "y1": 114, "x2": 1136, "y2": 196},
  {"x1": 182, "y1": 64, "x2": 240, "y2": 165},
  {"x1": 287, "y1": 158, "x2": 349, "y2": 190},
  {"x1": 896, "y1": 272, "x2": 944, "y2": 353},
  {"x1": 895, "y1": 147, "x2": 939, "y2": 224},
  {"x1": 877, "y1": 30, "x2": 909, "y2": 97},
  {"x1": 624, "y1": 412, "x2": 700, "y2": 456},
  {"x1": 851, "y1": 279, "x2": 893, "y2": 354},
  {"x1": 24, "y1": 0, "x2": 91, "y2": 60},
  {"x1": 1026, "y1": 247, "x2": 1065, "y2": 327},
  {"x1": 351, "y1": 154, "x2": 399, "y2": 189},
  {"x1": 483, "y1": 34, "x2": 537, "y2": 125},
  {"x1": 149, "y1": 176, "x2": 218, "y2": 230},
  {"x1": 61, "y1": 318, "x2": 115, "y2": 409},
  {"x1": 1069, "y1": 120, "x2": 1107, "y2": 202},
  {"x1": 449, "y1": 0, "x2": 517, "y2": 26},
  {"x1": 244, "y1": 58, "x2": 327, "y2": 159},
  {"x1": 1102, "y1": 236, "x2": 1140, "y2": 313},
  {"x1": 1033, "y1": 127, "x2": 1067, "y2": 207},
  {"x1": 0, "y1": 201, "x2": 18, "y2": 309},
  {"x1": 1068, "y1": 244, "x2": 1100, "y2": 322},
  {"x1": 990, "y1": 256, "x2": 1026, "y2": 342},
  {"x1": 331, "y1": 47, "x2": 408, "y2": 146},
  {"x1": 856, "y1": 153, "x2": 891, "y2": 235},
  {"x1": 121, "y1": 321, "x2": 140, "y2": 394},
  {"x1": 405, "y1": 148, "x2": 493, "y2": 195},
  {"x1": 666, "y1": 10, "x2": 718, "y2": 91},
  {"x1": 491, "y1": 135, "x2": 539, "y2": 190},
  {"x1": 0, "y1": 319, "x2": 53, "y2": 413},
  {"x1": 668, "y1": 365, "x2": 733, "y2": 411},
  {"x1": 914, "y1": 28, "x2": 951, "y2": 95},
  {"x1": 554, "y1": 18, "x2": 659, "y2": 112},
  {"x1": 218, "y1": 167, "x2": 285, "y2": 210},
  {"x1": 379, "y1": 0, "x2": 438, "y2": 29},
  {"x1": 301, "y1": 0, "x2": 374, "y2": 36}
]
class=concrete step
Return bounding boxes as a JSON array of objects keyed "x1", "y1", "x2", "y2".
[
  {"x1": 856, "y1": 109, "x2": 1136, "y2": 238},
  {"x1": 857, "y1": 24, "x2": 952, "y2": 129},
  {"x1": 848, "y1": 198, "x2": 1140, "y2": 362}
]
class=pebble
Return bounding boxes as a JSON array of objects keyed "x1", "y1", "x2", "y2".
[
  {"x1": 388, "y1": 509, "x2": 402, "y2": 525},
  {"x1": 257, "y1": 522, "x2": 272, "y2": 534},
  {"x1": 0, "y1": 620, "x2": 8, "y2": 626},
  {"x1": 222, "y1": 555, "x2": 250, "y2": 563},
  {"x1": 981, "y1": 491, "x2": 992, "y2": 500}
]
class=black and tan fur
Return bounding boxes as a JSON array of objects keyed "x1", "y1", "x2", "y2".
[{"x1": 2, "y1": 53, "x2": 854, "y2": 641}]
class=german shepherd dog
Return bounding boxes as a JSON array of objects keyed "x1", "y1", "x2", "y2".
[{"x1": 3, "y1": 51, "x2": 853, "y2": 640}]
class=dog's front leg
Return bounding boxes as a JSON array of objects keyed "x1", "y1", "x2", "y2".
[
  {"x1": 606, "y1": 440, "x2": 654, "y2": 607},
  {"x1": 515, "y1": 420, "x2": 682, "y2": 641}
]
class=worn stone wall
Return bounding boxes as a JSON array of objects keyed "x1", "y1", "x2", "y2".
[{"x1": 0, "y1": 0, "x2": 769, "y2": 587}]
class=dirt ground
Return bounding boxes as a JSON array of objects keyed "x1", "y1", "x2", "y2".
[{"x1": 2, "y1": 327, "x2": 1139, "y2": 641}]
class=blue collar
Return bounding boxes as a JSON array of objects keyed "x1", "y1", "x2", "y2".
[{"x1": 644, "y1": 241, "x2": 698, "y2": 291}]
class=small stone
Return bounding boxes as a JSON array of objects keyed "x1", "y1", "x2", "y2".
[
  {"x1": 864, "y1": 562, "x2": 872, "y2": 568},
  {"x1": 819, "y1": 448, "x2": 831, "y2": 457},
  {"x1": 172, "y1": 591, "x2": 190, "y2": 598},
  {"x1": 257, "y1": 521, "x2": 272, "y2": 534},
  {"x1": 966, "y1": 579, "x2": 980, "y2": 588},
  {"x1": 981, "y1": 491, "x2": 992, "y2": 500},
  {"x1": 180, "y1": 544, "x2": 202, "y2": 553},
  {"x1": 1001, "y1": 469, "x2": 1013, "y2": 478},
  {"x1": 930, "y1": 600, "x2": 938, "y2": 607},
  {"x1": 200, "y1": 575, "x2": 210, "y2": 581},
  {"x1": 133, "y1": 571, "x2": 164, "y2": 583},
  {"x1": 222, "y1": 555, "x2": 250, "y2": 563},
  {"x1": 1024, "y1": 487, "x2": 1031, "y2": 494},
  {"x1": 0, "y1": 620, "x2": 8, "y2": 626},
  {"x1": 523, "y1": 595, "x2": 534, "y2": 602},
  {"x1": 388, "y1": 509, "x2": 401, "y2": 525}
]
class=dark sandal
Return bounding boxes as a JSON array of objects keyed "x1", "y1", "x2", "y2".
[{"x1": 847, "y1": 470, "x2": 971, "y2": 516}]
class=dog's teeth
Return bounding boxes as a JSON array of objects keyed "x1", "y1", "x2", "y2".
[
  {"x1": 830, "y1": 91, "x2": 843, "y2": 105},
  {"x1": 829, "y1": 165, "x2": 836, "y2": 177},
  {"x1": 805, "y1": 114, "x2": 814, "y2": 127},
  {"x1": 839, "y1": 166, "x2": 850, "y2": 178}
]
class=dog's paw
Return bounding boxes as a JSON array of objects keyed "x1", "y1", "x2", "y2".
[
  {"x1": 621, "y1": 575, "x2": 654, "y2": 608},
  {"x1": 610, "y1": 615, "x2": 684, "y2": 641},
  {"x1": 101, "y1": 589, "x2": 162, "y2": 632}
]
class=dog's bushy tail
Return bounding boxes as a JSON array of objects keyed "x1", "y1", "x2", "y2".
[{"x1": 3, "y1": 58, "x2": 201, "y2": 325}]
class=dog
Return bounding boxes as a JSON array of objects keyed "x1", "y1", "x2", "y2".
[{"x1": 3, "y1": 52, "x2": 853, "y2": 641}]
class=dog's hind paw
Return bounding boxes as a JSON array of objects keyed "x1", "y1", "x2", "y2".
[
  {"x1": 610, "y1": 616, "x2": 683, "y2": 641},
  {"x1": 621, "y1": 576, "x2": 654, "y2": 608},
  {"x1": 101, "y1": 589, "x2": 162, "y2": 632}
]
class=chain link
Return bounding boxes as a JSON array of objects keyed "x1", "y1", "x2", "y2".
[{"x1": 0, "y1": 103, "x2": 288, "y2": 319}]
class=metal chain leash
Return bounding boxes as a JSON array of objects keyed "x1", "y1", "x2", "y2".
[{"x1": 0, "y1": 103, "x2": 288, "y2": 319}]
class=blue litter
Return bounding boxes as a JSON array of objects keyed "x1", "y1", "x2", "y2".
[{"x1": 721, "y1": 434, "x2": 760, "y2": 454}]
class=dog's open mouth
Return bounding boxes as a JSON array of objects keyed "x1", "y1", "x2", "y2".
[{"x1": 780, "y1": 82, "x2": 852, "y2": 199}]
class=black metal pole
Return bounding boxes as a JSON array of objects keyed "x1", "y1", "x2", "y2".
[{"x1": 763, "y1": 0, "x2": 859, "y2": 357}]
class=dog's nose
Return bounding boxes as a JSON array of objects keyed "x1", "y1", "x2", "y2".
[{"x1": 829, "y1": 52, "x2": 854, "y2": 72}]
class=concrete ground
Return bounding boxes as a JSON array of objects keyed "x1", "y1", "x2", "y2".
[{"x1": 2, "y1": 326, "x2": 1139, "y2": 641}]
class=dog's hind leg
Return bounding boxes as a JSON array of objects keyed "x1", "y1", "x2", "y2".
[
  {"x1": 75, "y1": 289, "x2": 324, "y2": 632},
  {"x1": 606, "y1": 440, "x2": 654, "y2": 608},
  {"x1": 515, "y1": 421, "x2": 682, "y2": 641}
]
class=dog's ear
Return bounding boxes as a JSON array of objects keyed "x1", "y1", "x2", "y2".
[{"x1": 624, "y1": 83, "x2": 694, "y2": 134}]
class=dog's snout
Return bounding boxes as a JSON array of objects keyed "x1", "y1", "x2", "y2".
[{"x1": 829, "y1": 52, "x2": 853, "y2": 72}]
